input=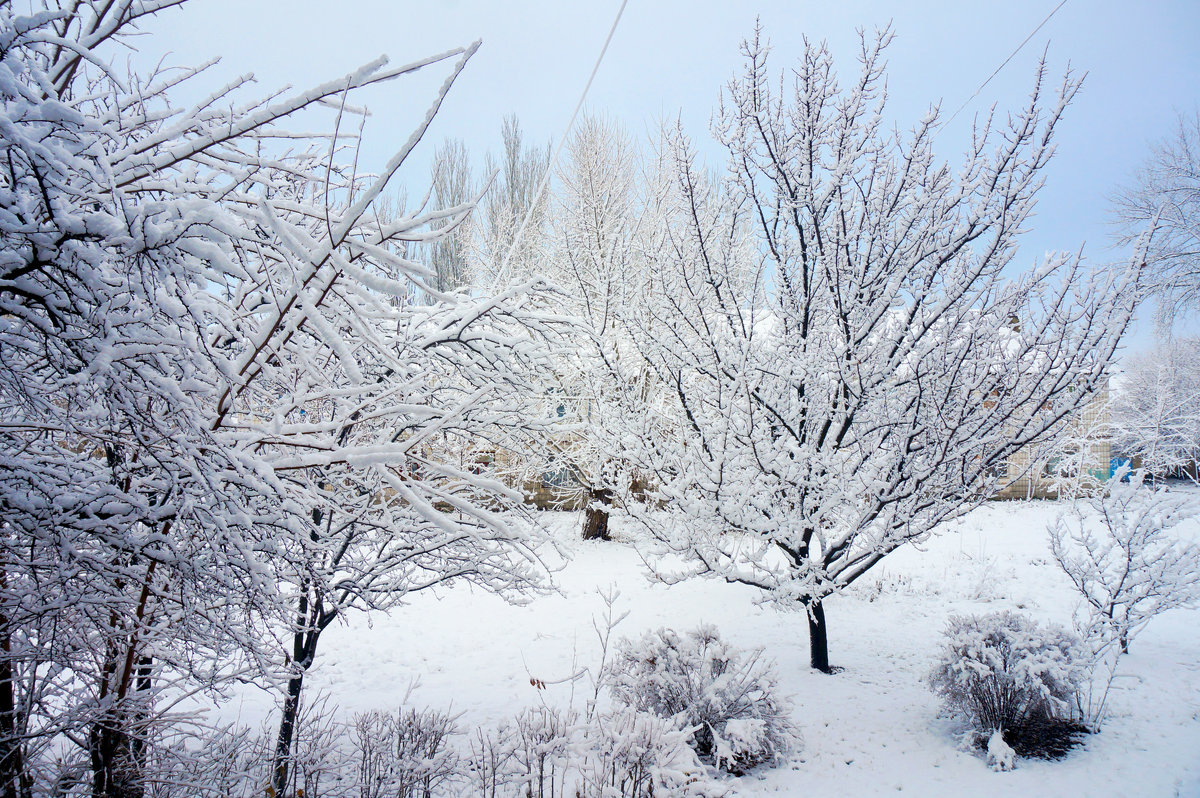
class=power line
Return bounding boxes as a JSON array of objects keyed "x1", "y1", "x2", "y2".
[
  {"x1": 940, "y1": 0, "x2": 1069, "y2": 131},
  {"x1": 496, "y1": 0, "x2": 630, "y2": 284}
]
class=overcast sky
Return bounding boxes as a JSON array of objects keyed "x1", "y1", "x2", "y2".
[{"x1": 134, "y1": 0, "x2": 1200, "y2": 350}]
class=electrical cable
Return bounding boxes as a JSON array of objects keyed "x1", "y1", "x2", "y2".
[
  {"x1": 940, "y1": 0, "x2": 1069, "y2": 131},
  {"x1": 495, "y1": 0, "x2": 630, "y2": 284}
]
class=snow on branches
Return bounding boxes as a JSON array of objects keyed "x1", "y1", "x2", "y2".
[
  {"x1": 1112, "y1": 112, "x2": 1200, "y2": 332},
  {"x1": 1049, "y1": 470, "x2": 1200, "y2": 657},
  {"x1": 0, "y1": 2, "x2": 564, "y2": 794},
  {"x1": 615, "y1": 25, "x2": 1142, "y2": 672},
  {"x1": 1110, "y1": 338, "x2": 1200, "y2": 479}
]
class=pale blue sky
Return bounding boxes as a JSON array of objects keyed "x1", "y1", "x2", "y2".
[{"x1": 135, "y1": 0, "x2": 1200, "y2": 350}]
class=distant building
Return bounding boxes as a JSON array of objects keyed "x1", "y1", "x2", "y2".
[{"x1": 992, "y1": 389, "x2": 1111, "y2": 499}]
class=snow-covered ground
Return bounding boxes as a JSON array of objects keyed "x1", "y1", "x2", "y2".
[{"x1": 227, "y1": 499, "x2": 1200, "y2": 797}]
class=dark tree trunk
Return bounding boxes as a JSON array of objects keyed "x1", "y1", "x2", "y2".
[
  {"x1": 0, "y1": 660, "x2": 28, "y2": 798},
  {"x1": 88, "y1": 470, "x2": 156, "y2": 798},
  {"x1": 581, "y1": 488, "x2": 614, "y2": 541},
  {"x1": 127, "y1": 658, "x2": 152, "y2": 781},
  {"x1": 807, "y1": 600, "x2": 832, "y2": 674},
  {"x1": 271, "y1": 669, "x2": 307, "y2": 798},
  {"x1": 0, "y1": 566, "x2": 30, "y2": 798},
  {"x1": 0, "y1": 638, "x2": 30, "y2": 798},
  {"x1": 90, "y1": 640, "x2": 140, "y2": 798},
  {"x1": 272, "y1": 509, "x2": 332, "y2": 797},
  {"x1": 271, "y1": 590, "x2": 324, "y2": 798},
  {"x1": 89, "y1": 710, "x2": 143, "y2": 798}
]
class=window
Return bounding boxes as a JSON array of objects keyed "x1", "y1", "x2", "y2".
[{"x1": 541, "y1": 466, "x2": 577, "y2": 488}]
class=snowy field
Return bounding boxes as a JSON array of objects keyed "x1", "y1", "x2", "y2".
[{"x1": 225, "y1": 499, "x2": 1200, "y2": 797}]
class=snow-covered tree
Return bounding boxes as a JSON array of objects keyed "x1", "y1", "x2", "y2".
[
  {"x1": 541, "y1": 114, "x2": 648, "y2": 540},
  {"x1": 1050, "y1": 469, "x2": 1200, "y2": 656},
  {"x1": 1112, "y1": 111, "x2": 1200, "y2": 332},
  {"x1": 0, "y1": 3, "x2": 564, "y2": 795},
  {"x1": 1049, "y1": 468, "x2": 1200, "y2": 728},
  {"x1": 426, "y1": 137, "x2": 475, "y2": 295},
  {"x1": 617, "y1": 27, "x2": 1142, "y2": 673},
  {"x1": 0, "y1": 2, "x2": 322, "y2": 791},
  {"x1": 163, "y1": 50, "x2": 566, "y2": 798},
  {"x1": 243, "y1": 257, "x2": 563, "y2": 794},
  {"x1": 471, "y1": 115, "x2": 551, "y2": 287},
  {"x1": 1110, "y1": 338, "x2": 1200, "y2": 479}
]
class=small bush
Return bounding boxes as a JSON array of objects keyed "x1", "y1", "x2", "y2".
[
  {"x1": 292, "y1": 695, "x2": 356, "y2": 798},
  {"x1": 463, "y1": 707, "x2": 718, "y2": 798},
  {"x1": 353, "y1": 705, "x2": 461, "y2": 798},
  {"x1": 581, "y1": 707, "x2": 709, "y2": 798},
  {"x1": 512, "y1": 706, "x2": 573, "y2": 798},
  {"x1": 929, "y1": 611, "x2": 1088, "y2": 759},
  {"x1": 466, "y1": 725, "x2": 519, "y2": 798},
  {"x1": 609, "y1": 625, "x2": 794, "y2": 774},
  {"x1": 143, "y1": 722, "x2": 268, "y2": 798}
]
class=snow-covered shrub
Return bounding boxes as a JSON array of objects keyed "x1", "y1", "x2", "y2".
[
  {"x1": 353, "y1": 706, "x2": 461, "y2": 798},
  {"x1": 1050, "y1": 471, "x2": 1200, "y2": 656},
  {"x1": 465, "y1": 706, "x2": 721, "y2": 798},
  {"x1": 513, "y1": 706, "x2": 574, "y2": 798},
  {"x1": 148, "y1": 700, "x2": 465, "y2": 798},
  {"x1": 466, "y1": 708, "x2": 584, "y2": 798},
  {"x1": 288, "y1": 696, "x2": 356, "y2": 798},
  {"x1": 467, "y1": 725, "x2": 521, "y2": 798},
  {"x1": 143, "y1": 723, "x2": 268, "y2": 798},
  {"x1": 609, "y1": 625, "x2": 794, "y2": 773},
  {"x1": 1048, "y1": 470, "x2": 1200, "y2": 729},
  {"x1": 929, "y1": 612, "x2": 1088, "y2": 759},
  {"x1": 580, "y1": 707, "x2": 710, "y2": 797}
]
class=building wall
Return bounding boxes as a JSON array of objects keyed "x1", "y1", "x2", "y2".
[
  {"x1": 993, "y1": 390, "x2": 1111, "y2": 499},
  {"x1": 522, "y1": 479, "x2": 588, "y2": 511}
]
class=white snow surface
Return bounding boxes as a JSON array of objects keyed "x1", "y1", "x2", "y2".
[
  {"x1": 223, "y1": 500, "x2": 1200, "y2": 797},
  {"x1": 987, "y1": 730, "x2": 1018, "y2": 772}
]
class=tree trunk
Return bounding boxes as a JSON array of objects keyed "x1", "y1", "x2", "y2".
[
  {"x1": 0, "y1": 566, "x2": 30, "y2": 798},
  {"x1": 0, "y1": 658, "x2": 30, "y2": 798},
  {"x1": 271, "y1": 604, "x2": 323, "y2": 798},
  {"x1": 270, "y1": 670, "x2": 306, "y2": 798},
  {"x1": 90, "y1": 635, "x2": 145, "y2": 798},
  {"x1": 127, "y1": 657, "x2": 152, "y2": 783},
  {"x1": 91, "y1": 558, "x2": 158, "y2": 798},
  {"x1": 273, "y1": 516, "x2": 327, "y2": 798},
  {"x1": 0, "y1": 653, "x2": 28, "y2": 798},
  {"x1": 89, "y1": 710, "x2": 143, "y2": 798},
  {"x1": 807, "y1": 600, "x2": 832, "y2": 674},
  {"x1": 581, "y1": 488, "x2": 614, "y2": 541}
]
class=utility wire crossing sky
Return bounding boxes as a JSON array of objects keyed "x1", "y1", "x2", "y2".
[{"x1": 138, "y1": 0, "x2": 1200, "y2": 349}]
